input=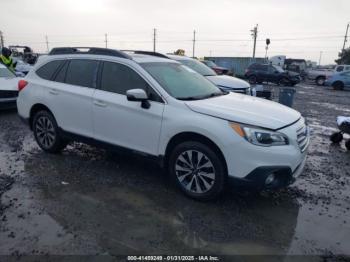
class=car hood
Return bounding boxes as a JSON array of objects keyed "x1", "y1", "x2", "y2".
[
  {"x1": 206, "y1": 75, "x2": 250, "y2": 89},
  {"x1": 0, "y1": 77, "x2": 18, "y2": 91},
  {"x1": 185, "y1": 93, "x2": 301, "y2": 130}
]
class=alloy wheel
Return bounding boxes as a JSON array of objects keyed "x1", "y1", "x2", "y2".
[
  {"x1": 35, "y1": 116, "x2": 56, "y2": 149},
  {"x1": 175, "y1": 150, "x2": 215, "y2": 194}
]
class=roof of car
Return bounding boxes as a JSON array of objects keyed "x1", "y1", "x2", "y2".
[
  {"x1": 166, "y1": 54, "x2": 193, "y2": 61},
  {"x1": 129, "y1": 53, "x2": 176, "y2": 64}
]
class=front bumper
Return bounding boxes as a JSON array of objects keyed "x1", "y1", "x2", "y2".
[
  {"x1": 224, "y1": 118, "x2": 309, "y2": 190},
  {"x1": 229, "y1": 155, "x2": 307, "y2": 190}
]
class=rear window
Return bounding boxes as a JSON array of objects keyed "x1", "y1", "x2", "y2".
[
  {"x1": 36, "y1": 60, "x2": 64, "y2": 80},
  {"x1": 65, "y1": 59, "x2": 99, "y2": 88}
]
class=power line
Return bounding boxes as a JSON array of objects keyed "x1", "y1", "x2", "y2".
[
  {"x1": 251, "y1": 24, "x2": 258, "y2": 58},
  {"x1": 0, "y1": 31, "x2": 4, "y2": 48},
  {"x1": 192, "y1": 30, "x2": 196, "y2": 58},
  {"x1": 45, "y1": 35, "x2": 49, "y2": 52},
  {"x1": 153, "y1": 28, "x2": 156, "y2": 52},
  {"x1": 342, "y1": 23, "x2": 349, "y2": 52}
]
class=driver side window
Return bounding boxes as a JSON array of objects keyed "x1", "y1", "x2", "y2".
[{"x1": 100, "y1": 61, "x2": 163, "y2": 103}]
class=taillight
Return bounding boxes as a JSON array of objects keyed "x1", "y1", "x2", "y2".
[{"x1": 18, "y1": 80, "x2": 28, "y2": 91}]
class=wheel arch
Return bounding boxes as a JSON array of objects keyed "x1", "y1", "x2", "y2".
[
  {"x1": 164, "y1": 132, "x2": 227, "y2": 173},
  {"x1": 29, "y1": 103, "x2": 54, "y2": 130}
]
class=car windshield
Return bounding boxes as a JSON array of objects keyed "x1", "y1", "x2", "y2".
[
  {"x1": 177, "y1": 59, "x2": 216, "y2": 76},
  {"x1": 273, "y1": 65, "x2": 284, "y2": 72},
  {"x1": 141, "y1": 62, "x2": 225, "y2": 100},
  {"x1": 204, "y1": 60, "x2": 217, "y2": 67},
  {"x1": 0, "y1": 67, "x2": 15, "y2": 78}
]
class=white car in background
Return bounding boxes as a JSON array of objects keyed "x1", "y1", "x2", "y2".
[
  {"x1": 0, "y1": 64, "x2": 19, "y2": 109},
  {"x1": 167, "y1": 54, "x2": 253, "y2": 96}
]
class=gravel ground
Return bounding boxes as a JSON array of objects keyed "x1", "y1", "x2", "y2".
[{"x1": 0, "y1": 83, "x2": 349, "y2": 261}]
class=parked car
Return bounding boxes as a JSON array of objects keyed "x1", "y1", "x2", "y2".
[
  {"x1": 0, "y1": 64, "x2": 19, "y2": 109},
  {"x1": 245, "y1": 63, "x2": 301, "y2": 86},
  {"x1": 201, "y1": 60, "x2": 233, "y2": 76},
  {"x1": 167, "y1": 55, "x2": 251, "y2": 95},
  {"x1": 307, "y1": 65, "x2": 350, "y2": 86},
  {"x1": 325, "y1": 70, "x2": 350, "y2": 90},
  {"x1": 17, "y1": 47, "x2": 309, "y2": 200}
]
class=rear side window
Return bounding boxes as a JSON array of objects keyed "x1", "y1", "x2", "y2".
[
  {"x1": 54, "y1": 61, "x2": 69, "y2": 83},
  {"x1": 100, "y1": 61, "x2": 162, "y2": 102},
  {"x1": 65, "y1": 59, "x2": 99, "y2": 88},
  {"x1": 36, "y1": 60, "x2": 64, "y2": 80}
]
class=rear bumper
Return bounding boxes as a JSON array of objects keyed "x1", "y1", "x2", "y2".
[{"x1": 0, "y1": 97, "x2": 17, "y2": 110}]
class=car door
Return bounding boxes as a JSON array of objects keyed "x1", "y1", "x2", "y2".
[
  {"x1": 44, "y1": 59, "x2": 98, "y2": 138},
  {"x1": 343, "y1": 71, "x2": 350, "y2": 88},
  {"x1": 92, "y1": 61, "x2": 165, "y2": 155},
  {"x1": 259, "y1": 64, "x2": 269, "y2": 82}
]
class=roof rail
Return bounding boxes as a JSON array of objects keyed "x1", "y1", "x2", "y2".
[
  {"x1": 121, "y1": 50, "x2": 169, "y2": 59},
  {"x1": 48, "y1": 47, "x2": 132, "y2": 59}
]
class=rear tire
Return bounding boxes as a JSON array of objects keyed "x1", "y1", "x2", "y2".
[
  {"x1": 168, "y1": 141, "x2": 226, "y2": 200},
  {"x1": 330, "y1": 132, "x2": 343, "y2": 143},
  {"x1": 332, "y1": 81, "x2": 344, "y2": 91},
  {"x1": 316, "y1": 76, "x2": 325, "y2": 86},
  {"x1": 278, "y1": 77, "x2": 290, "y2": 86},
  {"x1": 33, "y1": 110, "x2": 67, "y2": 153},
  {"x1": 248, "y1": 75, "x2": 257, "y2": 84},
  {"x1": 345, "y1": 140, "x2": 350, "y2": 150}
]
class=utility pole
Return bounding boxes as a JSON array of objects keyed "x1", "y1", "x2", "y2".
[
  {"x1": 105, "y1": 33, "x2": 108, "y2": 48},
  {"x1": 342, "y1": 23, "x2": 349, "y2": 53},
  {"x1": 45, "y1": 35, "x2": 49, "y2": 53},
  {"x1": 192, "y1": 30, "x2": 196, "y2": 58},
  {"x1": 0, "y1": 31, "x2": 4, "y2": 48},
  {"x1": 319, "y1": 51, "x2": 323, "y2": 65},
  {"x1": 251, "y1": 24, "x2": 258, "y2": 59},
  {"x1": 153, "y1": 28, "x2": 156, "y2": 52}
]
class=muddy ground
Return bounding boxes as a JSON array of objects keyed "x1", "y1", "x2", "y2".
[{"x1": 0, "y1": 83, "x2": 350, "y2": 261}]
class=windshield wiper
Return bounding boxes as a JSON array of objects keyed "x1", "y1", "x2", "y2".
[{"x1": 177, "y1": 91, "x2": 228, "y2": 101}]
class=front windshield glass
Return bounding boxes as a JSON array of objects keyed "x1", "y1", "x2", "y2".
[
  {"x1": 0, "y1": 68, "x2": 15, "y2": 78},
  {"x1": 178, "y1": 59, "x2": 216, "y2": 76},
  {"x1": 141, "y1": 62, "x2": 224, "y2": 100}
]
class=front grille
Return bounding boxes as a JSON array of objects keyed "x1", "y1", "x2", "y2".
[
  {"x1": 232, "y1": 88, "x2": 248, "y2": 94},
  {"x1": 296, "y1": 123, "x2": 309, "y2": 152},
  {"x1": 0, "y1": 90, "x2": 18, "y2": 99}
]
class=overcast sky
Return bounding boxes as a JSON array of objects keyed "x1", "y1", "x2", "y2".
[{"x1": 1, "y1": 0, "x2": 349, "y2": 64}]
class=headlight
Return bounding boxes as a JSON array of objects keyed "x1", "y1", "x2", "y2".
[
  {"x1": 246, "y1": 87, "x2": 251, "y2": 95},
  {"x1": 230, "y1": 122, "x2": 289, "y2": 146}
]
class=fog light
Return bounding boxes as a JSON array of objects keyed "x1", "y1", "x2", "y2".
[{"x1": 265, "y1": 174, "x2": 275, "y2": 185}]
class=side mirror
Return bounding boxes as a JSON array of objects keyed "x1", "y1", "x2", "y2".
[{"x1": 126, "y1": 89, "x2": 150, "y2": 109}]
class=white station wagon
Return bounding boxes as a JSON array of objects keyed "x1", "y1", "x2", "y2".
[{"x1": 17, "y1": 47, "x2": 309, "y2": 200}]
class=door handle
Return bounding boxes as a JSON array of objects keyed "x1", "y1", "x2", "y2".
[
  {"x1": 49, "y1": 88, "x2": 59, "y2": 95},
  {"x1": 93, "y1": 100, "x2": 107, "y2": 107}
]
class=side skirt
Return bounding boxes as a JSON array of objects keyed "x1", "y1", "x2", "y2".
[{"x1": 58, "y1": 128, "x2": 165, "y2": 167}]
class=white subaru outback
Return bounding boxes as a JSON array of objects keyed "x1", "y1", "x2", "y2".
[{"x1": 17, "y1": 47, "x2": 309, "y2": 200}]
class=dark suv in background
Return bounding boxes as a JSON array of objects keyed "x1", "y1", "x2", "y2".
[{"x1": 245, "y1": 63, "x2": 301, "y2": 86}]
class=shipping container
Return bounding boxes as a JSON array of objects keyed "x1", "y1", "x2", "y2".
[{"x1": 204, "y1": 57, "x2": 266, "y2": 78}]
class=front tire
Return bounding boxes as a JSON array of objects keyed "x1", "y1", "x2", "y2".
[
  {"x1": 316, "y1": 76, "x2": 325, "y2": 86},
  {"x1": 33, "y1": 110, "x2": 67, "y2": 153},
  {"x1": 168, "y1": 141, "x2": 226, "y2": 200},
  {"x1": 330, "y1": 132, "x2": 343, "y2": 143}
]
